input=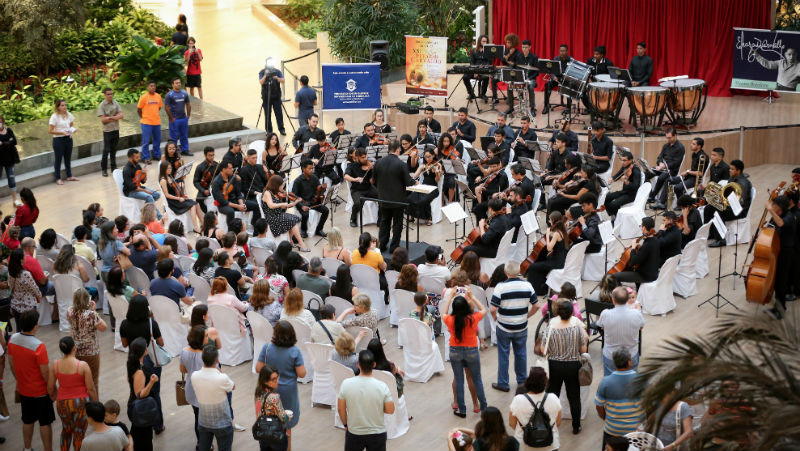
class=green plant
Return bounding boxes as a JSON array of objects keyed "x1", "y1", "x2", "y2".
[
  {"x1": 53, "y1": 25, "x2": 117, "y2": 70},
  {"x1": 417, "y1": 0, "x2": 483, "y2": 40},
  {"x1": 118, "y1": 6, "x2": 173, "y2": 43},
  {"x1": 0, "y1": 36, "x2": 37, "y2": 81},
  {"x1": 296, "y1": 18, "x2": 323, "y2": 40},
  {"x1": 636, "y1": 309, "x2": 800, "y2": 450},
  {"x1": 115, "y1": 35, "x2": 185, "y2": 92},
  {"x1": 324, "y1": 0, "x2": 420, "y2": 68},
  {"x1": 84, "y1": 0, "x2": 133, "y2": 26},
  {"x1": 286, "y1": 0, "x2": 325, "y2": 22},
  {"x1": 776, "y1": 0, "x2": 800, "y2": 30}
]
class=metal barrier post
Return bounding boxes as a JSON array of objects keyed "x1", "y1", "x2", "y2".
[
  {"x1": 317, "y1": 50, "x2": 323, "y2": 127},
  {"x1": 739, "y1": 125, "x2": 744, "y2": 161},
  {"x1": 639, "y1": 132, "x2": 645, "y2": 158}
]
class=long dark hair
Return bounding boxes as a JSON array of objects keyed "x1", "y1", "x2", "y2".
[
  {"x1": 8, "y1": 249, "x2": 24, "y2": 278},
  {"x1": 19, "y1": 187, "x2": 37, "y2": 211},
  {"x1": 106, "y1": 266, "x2": 126, "y2": 296},
  {"x1": 53, "y1": 244, "x2": 76, "y2": 274},
  {"x1": 97, "y1": 221, "x2": 116, "y2": 253},
  {"x1": 475, "y1": 407, "x2": 509, "y2": 450},
  {"x1": 82, "y1": 210, "x2": 96, "y2": 229},
  {"x1": 273, "y1": 241, "x2": 292, "y2": 274},
  {"x1": 549, "y1": 211, "x2": 571, "y2": 248},
  {"x1": 357, "y1": 232, "x2": 371, "y2": 258},
  {"x1": 451, "y1": 296, "x2": 473, "y2": 342},
  {"x1": 388, "y1": 247, "x2": 408, "y2": 272},
  {"x1": 332, "y1": 265, "x2": 353, "y2": 298},
  {"x1": 366, "y1": 338, "x2": 392, "y2": 372},
  {"x1": 255, "y1": 364, "x2": 278, "y2": 398},
  {"x1": 126, "y1": 295, "x2": 151, "y2": 322},
  {"x1": 127, "y1": 337, "x2": 148, "y2": 383},
  {"x1": 202, "y1": 211, "x2": 217, "y2": 236},
  {"x1": 190, "y1": 304, "x2": 208, "y2": 328},
  {"x1": 193, "y1": 248, "x2": 214, "y2": 275},
  {"x1": 461, "y1": 251, "x2": 481, "y2": 285}
]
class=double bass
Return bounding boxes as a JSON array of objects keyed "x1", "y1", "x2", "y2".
[{"x1": 744, "y1": 182, "x2": 786, "y2": 304}]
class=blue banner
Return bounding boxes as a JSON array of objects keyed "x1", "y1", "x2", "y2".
[
  {"x1": 732, "y1": 28, "x2": 800, "y2": 92},
  {"x1": 322, "y1": 63, "x2": 382, "y2": 110}
]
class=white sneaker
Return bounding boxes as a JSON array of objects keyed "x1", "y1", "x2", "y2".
[
  {"x1": 234, "y1": 423, "x2": 246, "y2": 432},
  {"x1": 0, "y1": 413, "x2": 9, "y2": 421},
  {"x1": 13, "y1": 200, "x2": 22, "y2": 207}
]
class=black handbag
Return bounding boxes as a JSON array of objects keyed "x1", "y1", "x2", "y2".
[
  {"x1": 252, "y1": 394, "x2": 287, "y2": 444},
  {"x1": 307, "y1": 298, "x2": 322, "y2": 321},
  {"x1": 131, "y1": 396, "x2": 159, "y2": 427}
]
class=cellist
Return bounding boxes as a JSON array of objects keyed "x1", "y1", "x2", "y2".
[
  {"x1": 462, "y1": 198, "x2": 510, "y2": 259},
  {"x1": 765, "y1": 195, "x2": 797, "y2": 318},
  {"x1": 613, "y1": 217, "x2": 660, "y2": 289},
  {"x1": 526, "y1": 210, "x2": 570, "y2": 294}
]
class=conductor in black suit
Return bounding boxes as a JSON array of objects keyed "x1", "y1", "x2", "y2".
[{"x1": 374, "y1": 139, "x2": 414, "y2": 252}]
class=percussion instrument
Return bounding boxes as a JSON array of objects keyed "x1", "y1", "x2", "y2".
[
  {"x1": 594, "y1": 74, "x2": 625, "y2": 85},
  {"x1": 660, "y1": 78, "x2": 708, "y2": 127},
  {"x1": 626, "y1": 86, "x2": 668, "y2": 131},
  {"x1": 448, "y1": 65, "x2": 497, "y2": 75},
  {"x1": 559, "y1": 61, "x2": 591, "y2": 100},
  {"x1": 587, "y1": 82, "x2": 625, "y2": 114}
]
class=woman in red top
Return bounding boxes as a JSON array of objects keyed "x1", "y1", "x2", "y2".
[
  {"x1": 15, "y1": 187, "x2": 39, "y2": 239},
  {"x1": 441, "y1": 288, "x2": 488, "y2": 418},
  {"x1": 47, "y1": 336, "x2": 97, "y2": 451}
]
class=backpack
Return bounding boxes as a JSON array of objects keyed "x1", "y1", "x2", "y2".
[{"x1": 522, "y1": 394, "x2": 553, "y2": 448}]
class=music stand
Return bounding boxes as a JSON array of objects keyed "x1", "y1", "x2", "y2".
[
  {"x1": 174, "y1": 161, "x2": 194, "y2": 180},
  {"x1": 537, "y1": 59, "x2": 565, "y2": 128},
  {"x1": 280, "y1": 154, "x2": 303, "y2": 174},
  {"x1": 483, "y1": 45, "x2": 505, "y2": 61},
  {"x1": 697, "y1": 213, "x2": 738, "y2": 317},
  {"x1": 500, "y1": 69, "x2": 524, "y2": 83},
  {"x1": 315, "y1": 183, "x2": 339, "y2": 245},
  {"x1": 441, "y1": 159, "x2": 467, "y2": 177},
  {"x1": 479, "y1": 136, "x2": 494, "y2": 151},
  {"x1": 608, "y1": 67, "x2": 632, "y2": 86},
  {"x1": 319, "y1": 147, "x2": 337, "y2": 168},
  {"x1": 336, "y1": 135, "x2": 354, "y2": 149},
  {"x1": 466, "y1": 146, "x2": 488, "y2": 162},
  {"x1": 442, "y1": 202, "x2": 470, "y2": 267},
  {"x1": 456, "y1": 179, "x2": 477, "y2": 232}
]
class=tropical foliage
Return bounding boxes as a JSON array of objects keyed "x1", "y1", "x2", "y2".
[
  {"x1": 115, "y1": 35, "x2": 186, "y2": 92},
  {"x1": 636, "y1": 309, "x2": 800, "y2": 450},
  {"x1": 776, "y1": 0, "x2": 800, "y2": 30}
]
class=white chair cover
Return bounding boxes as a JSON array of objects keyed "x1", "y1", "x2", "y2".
[
  {"x1": 113, "y1": 169, "x2": 146, "y2": 223},
  {"x1": 345, "y1": 181, "x2": 379, "y2": 225},
  {"x1": 398, "y1": 318, "x2": 444, "y2": 383},
  {"x1": 385, "y1": 270, "x2": 400, "y2": 326},
  {"x1": 306, "y1": 343, "x2": 336, "y2": 407},
  {"x1": 35, "y1": 256, "x2": 55, "y2": 326},
  {"x1": 469, "y1": 285, "x2": 491, "y2": 344},
  {"x1": 285, "y1": 318, "x2": 314, "y2": 383},
  {"x1": 301, "y1": 290, "x2": 324, "y2": 309},
  {"x1": 429, "y1": 175, "x2": 444, "y2": 225},
  {"x1": 158, "y1": 183, "x2": 193, "y2": 234},
  {"x1": 349, "y1": 264, "x2": 387, "y2": 319},
  {"x1": 208, "y1": 304, "x2": 252, "y2": 366},
  {"x1": 206, "y1": 238, "x2": 221, "y2": 251},
  {"x1": 639, "y1": 255, "x2": 681, "y2": 316},
  {"x1": 36, "y1": 255, "x2": 54, "y2": 274},
  {"x1": 613, "y1": 182, "x2": 652, "y2": 239},
  {"x1": 125, "y1": 267, "x2": 150, "y2": 294},
  {"x1": 392, "y1": 289, "x2": 417, "y2": 347},
  {"x1": 324, "y1": 296, "x2": 353, "y2": 317},
  {"x1": 321, "y1": 257, "x2": 344, "y2": 277},
  {"x1": 546, "y1": 241, "x2": 590, "y2": 297},
  {"x1": 252, "y1": 247, "x2": 273, "y2": 270},
  {"x1": 246, "y1": 311, "x2": 274, "y2": 374},
  {"x1": 724, "y1": 217, "x2": 752, "y2": 245},
  {"x1": 479, "y1": 229, "x2": 516, "y2": 276},
  {"x1": 582, "y1": 221, "x2": 615, "y2": 281},
  {"x1": 673, "y1": 238, "x2": 705, "y2": 298},
  {"x1": 53, "y1": 274, "x2": 83, "y2": 333},
  {"x1": 106, "y1": 292, "x2": 129, "y2": 352},
  {"x1": 148, "y1": 295, "x2": 188, "y2": 357},
  {"x1": 187, "y1": 273, "x2": 210, "y2": 304},
  {"x1": 75, "y1": 255, "x2": 104, "y2": 312},
  {"x1": 373, "y1": 370, "x2": 410, "y2": 439},
  {"x1": 176, "y1": 255, "x2": 195, "y2": 274},
  {"x1": 599, "y1": 149, "x2": 617, "y2": 185},
  {"x1": 164, "y1": 234, "x2": 190, "y2": 256},
  {"x1": 329, "y1": 360, "x2": 355, "y2": 429},
  {"x1": 345, "y1": 326, "x2": 373, "y2": 353},
  {"x1": 694, "y1": 222, "x2": 712, "y2": 278}
]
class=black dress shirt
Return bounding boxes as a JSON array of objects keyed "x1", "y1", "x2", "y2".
[
  {"x1": 470, "y1": 49, "x2": 490, "y2": 66},
  {"x1": 482, "y1": 214, "x2": 510, "y2": 248},
  {"x1": 708, "y1": 161, "x2": 730, "y2": 184},
  {"x1": 587, "y1": 57, "x2": 614, "y2": 75},
  {"x1": 484, "y1": 172, "x2": 509, "y2": 198},
  {"x1": 292, "y1": 125, "x2": 323, "y2": 150},
  {"x1": 122, "y1": 161, "x2": 143, "y2": 196},
  {"x1": 579, "y1": 211, "x2": 603, "y2": 253},
  {"x1": 689, "y1": 150, "x2": 708, "y2": 174},
  {"x1": 546, "y1": 149, "x2": 569, "y2": 174},
  {"x1": 454, "y1": 119, "x2": 477, "y2": 144},
  {"x1": 193, "y1": 160, "x2": 218, "y2": 197},
  {"x1": 516, "y1": 177, "x2": 536, "y2": 204},
  {"x1": 519, "y1": 52, "x2": 539, "y2": 81},
  {"x1": 630, "y1": 236, "x2": 660, "y2": 282},
  {"x1": 628, "y1": 54, "x2": 653, "y2": 85},
  {"x1": 329, "y1": 129, "x2": 351, "y2": 147},
  {"x1": 412, "y1": 133, "x2": 436, "y2": 147},
  {"x1": 658, "y1": 141, "x2": 686, "y2": 176},
  {"x1": 239, "y1": 163, "x2": 268, "y2": 199},
  {"x1": 424, "y1": 118, "x2": 441, "y2": 134},
  {"x1": 612, "y1": 165, "x2": 642, "y2": 197},
  {"x1": 221, "y1": 150, "x2": 243, "y2": 172},
  {"x1": 346, "y1": 162, "x2": 373, "y2": 191},
  {"x1": 374, "y1": 153, "x2": 414, "y2": 204},
  {"x1": 353, "y1": 134, "x2": 375, "y2": 149},
  {"x1": 512, "y1": 128, "x2": 539, "y2": 161},
  {"x1": 732, "y1": 174, "x2": 753, "y2": 217},
  {"x1": 211, "y1": 174, "x2": 243, "y2": 207},
  {"x1": 291, "y1": 173, "x2": 321, "y2": 202},
  {"x1": 502, "y1": 49, "x2": 525, "y2": 67},
  {"x1": 548, "y1": 129, "x2": 579, "y2": 152},
  {"x1": 681, "y1": 208, "x2": 703, "y2": 248},
  {"x1": 590, "y1": 135, "x2": 614, "y2": 173},
  {"x1": 657, "y1": 225, "x2": 682, "y2": 265}
]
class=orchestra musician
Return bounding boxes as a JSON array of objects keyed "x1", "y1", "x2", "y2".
[
  {"x1": 467, "y1": 143, "x2": 503, "y2": 191},
  {"x1": 542, "y1": 44, "x2": 574, "y2": 115},
  {"x1": 472, "y1": 156, "x2": 508, "y2": 221},
  {"x1": 221, "y1": 137, "x2": 243, "y2": 172},
  {"x1": 490, "y1": 128, "x2": 511, "y2": 166},
  {"x1": 697, "y1": 147, "x2": 730, "y2": 196},
  {"x1": 353, "y1": 122, "x2": 378, "y2": 149},
  {"x1": 122, "y1": 148, "x2": 162, "y2": 219},
  {"x1": 518, "y1": 40, "x2": 539, "y2": 115},
  {"x1": 192, "y1": 146, "x2": 217, "y2": 213},
  {"x1": 262, "y1": 132, "x2": 287, "y2": 176},
  {"x1": 436, "y1": 133, "x2": 461, "y2": 204},
  {"x1": 413, "y1": 120, "x2": 436, "y2": 147},
  {"x1": 374, "y1": 139, "x2": 415, "y2": 252},
  {"x1": 400, "y1": 134, "x2": 420, "y2": 172},
  {"x1": 508, "y1": 164, "x2": 535, "y2": 205},
  {"x1": 212, "y1": 160, "x2": 260, "y2": 227},
  {"x1": 502, "y1": 186, "x2": 529, "y2": 241},
  {"x1": 526, "y1": 211, "x2": 570, "y2": 294},
  {"x1": 494, "y1": 33, "x2": 524, "y2": 115},
  {"x1": 677, "y1": 195, "x2": 702, "y2": 248},
  {"x1": 647, "y1": 128, "x2": 686, "y2": 209},
  {"x1": 486, "y1": 112, "x2": 515, "y2": 145},
  {"x1": 570, "y1": 193, "x2": 602, "y2": 254},
  {"x1": 548, "y1": 121, "x2": 579, "y2": 152},
  {"x1": 543, "y1": 134, "x2": 570, "y2": 186},
  {"x1": 511, "y1": 116, "x2": 538, "y2": 162},
  {"x1": 292, "y1": 113, "x2": 324, "y2": 152},
  {"x1": 162, "y1": 140, "x2": 184, "y2": 180},
  {"x1": 628, "y1": 42, "x2": 653, "y2": 87},
  {"x1": 423, "y1": 106, "x2": 442, "y2": 134},
  {"x1": 453, "y1": 107, "x2": 477, "y2": 145},
  {"x1": 305, "y1": 129, "x2": 342, "y2": 185},
  {"x1": 604, "y1": 151, "x2": 641, "y2": 221},
  {"x1": 589, "y1": 122, "x2": 613, "y2": 174},
  {"x1": 344, "y1": 147, "x2": 379, "y2": 227},
  {"x1": 446, "y1": 126, "x2": 465, "y2": 156},
  {"x1": 705, "y1": 159, "x2": 752, "y2": 248},
  {"x1": 656, "y1": 211, "x2": 682, "y2": 266},
  {"x1": 549, "y1": 157, "x2": 601, "y2": 218},
  {"x1": 670, "y1": 137, "x2": 708, "y2": 199},
  {"x1": 587, "y1": 45, "x2": 614, "y2": 76},
  {"x1": 262, "y1": 174, "x2": 310, "y2": 252},
  {"x1": 290, "y1": 160, "x2": 329, "y2": 239},
  {"x1": 370, "y1": 108, "x2": 392, "y2": 134},
  {"x1": 158, "y1": 160, "x2": 202, "y2": 232},
  {"x1": 462, "y1": 197, "x2": 510, "y2": 258},
  {"x1": 613, "y1": 217, "x2": 660, "y2": 289},
  {"x1": 464, "y1": 34, "x2": 491, "y2": 102},
  {"x1": 785, "y1": 181, "x2": 800, "y2": 297},
  {"x1": 407, "y1": 148, "x2": 442, "y2": 225},
  {"x1": 239, "y1": 148, "x2": 268, "y2": 200},
  {"x1": 329, "y1": 117, "x2": 351, "y2": 148},
  {"x1": 766, "y1": 195, "x2": 797, "y2": 318}
]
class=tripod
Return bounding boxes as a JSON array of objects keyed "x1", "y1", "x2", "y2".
[
  {"x1": 446, "y1": 75, "x2": 484, "y2": 114},
  {"x1": 259, "y1": 67, "x2": 297, "y2": 135},
  {"x1": 697, "y1": 242, "x2": 739, "y2": 317}
]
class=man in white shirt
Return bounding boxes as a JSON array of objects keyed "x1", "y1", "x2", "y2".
[
  {"x1": 80, "y1": 401, "x2": 129, "y2": 451},
  {"x1": 311, "y1": 304, "x2": 345, "y2": 344},
  {"x1": 596, "y1": 287, "x2": 645, "y2": 376},
  {"x1": 192, "y1": 347, "x2": 235, "y2": 451},
  {"x1": 416, "y1": 246, "x2": 451, "y2": 286},
  {"x1": 338, "y1": 350, "x2": 394, "y2": 451}
]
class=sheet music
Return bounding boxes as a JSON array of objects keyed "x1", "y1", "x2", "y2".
[
  {"x1": 321, "y1": 148, "x2": 337, "y2": 166},
  {"x1": 518, "y1": 157, "x2": 542, "y2": 174},
  {"x1": 407, "y1": 184, "x2": 437, "y2": 194},
  {"x1": 174, "y1": 161, "x2": 194, "y2": 180},
  {"x1": 442, "y1": 159, "x2": 467, "y2": 176},
  {"x1": 466, "y1": 147, "x2": 487, "y2": 161},
  {"x1": 712, "y1": 211, "x2": 728, "y2": 238},
  {"x1": 334, "y1": 149, "x2": 349, "y2": 164},
  {"x1": 599, "y1": 221, "x2": 615, "y2": 245},
  {"x1": 727, "y1": 192, "x2": 743, "y2": 216},
  {"x1": 336, "y1": 135, "x2": 354, "y2": 149},
  {"x1": 442, "y1": 202, "x2": 469, "y2": 223},
  {"x1": 520, "y1": 211, "x2": 539, "y2": 235}
]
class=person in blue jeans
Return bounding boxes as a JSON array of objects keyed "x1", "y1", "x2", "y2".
[
  {"x1": 489, "y1": 261, "x2": 537, "y2": 392},
  {"x1": 293, "y1": 75, "x2": 317, "y2": 126},
  {"x1": 164, "y1": 77, "x2": 194, "y2": 157},
  {"x1": 442, "y1": 289, "x2": 488, "y2": 417},
  {"x1": 121, "y1": 149, "x2": 162, "y2": 219},
  {"x1": 137, "y1": 81, "x2": 163, "y2": 163}
]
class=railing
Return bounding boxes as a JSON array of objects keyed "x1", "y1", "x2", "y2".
[{"x1": 280, "y1": 48, "x2": 322, "y2": 125}]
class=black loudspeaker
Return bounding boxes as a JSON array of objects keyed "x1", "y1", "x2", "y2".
[
  {"x1": 370, "y1": 40, "x2": 390, "y2": 70},
  {"x1": 396, "y1": 102, "x2": 419, "y2": 115}
]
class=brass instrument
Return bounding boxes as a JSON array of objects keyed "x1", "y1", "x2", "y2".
[
  {"x1": 691, "y1": 154, "x2": 706, "y2": 198},
  {"x1": 666, "y1": 183, "x2": 675, "y2": 211},
  {"x1": 704, "y1": 181, "x2": 742, "y2": 210}
]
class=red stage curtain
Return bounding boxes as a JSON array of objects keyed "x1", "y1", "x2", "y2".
[{"x1": 492, "y1": 0, "x2": 770, "y2": 96}]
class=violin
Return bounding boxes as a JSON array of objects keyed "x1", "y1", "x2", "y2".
[
  {"x1": 676, "y1": 199, "x2": 705, "y2": 232},
  {"x1": 566, "y1": 206, "x2": 606, "y2": 242},
  {"x1": 606, "y1": 228, "x2": 654, "y2": 275},
  {"x1": 169, "y1": 176, "x2": 184, "y2": 198},
  {"x1": 450, "y1": 211, "x2": 505, "y2": 263},
  {"x1": 200, "y1": 164, "x2": 216, "y2": 189},
  {"x1": 312, "y1": 182, "x2": 328, "y2": 205},
  {"x1": 559, "y1": 174, "x2": 584, "y2": 196},
  {"x1": 277, "y1": 189, "x2": 299, "y2": 203},
  {"x1": 369, "y1": 135, "x2": 386, "y2": 146},
  {"x1": 133, "y1": 169, "x2": 147, "y2": 188},
  {"x1": 442, "y1": 146, "x2": 460, "y2": 160}
]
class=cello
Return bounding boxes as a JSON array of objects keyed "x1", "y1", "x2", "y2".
[
  {"x1": 744, "y1": 182, "x2": 786, "y2": 304},
  {"x1": 450, "y1": 211, "x2": 505, "y2": 263},
  {"x1": 606, "y1": 229, "x2": 655, "y2": 275}
]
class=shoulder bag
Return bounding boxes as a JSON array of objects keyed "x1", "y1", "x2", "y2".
[
  {"x1": 317, "y1": 319, "x2": 335, "y2": 345},
  {"x1": 532, "y1": 325, "x2": 552, "y2": 377},
  {"x1": 131, "y1": 374, "x2": 159, "y2": 427},
  {"x1": 578, "y1": 352, "x2": 593, "y2": 386},
  {"x1": 149, "y1": 318, "x2": 173, "y2": 367},
  {"x1": 252, "y1": 392, "x2": 287, "y2": 444},
  {"x1": 175, "y1": 372, "x2": 188, "y2": 406}
]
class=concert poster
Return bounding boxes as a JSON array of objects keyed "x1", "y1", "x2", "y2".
[
  {"x1": 405, "y1": 36, "x2": 448, "y2": 97},
  {"x1": 732, "y1": 27, "x2": 800, "y2": 92}
]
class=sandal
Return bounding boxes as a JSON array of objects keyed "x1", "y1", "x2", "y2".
[
  {"x1": 451, "y1": 402, "x2": 458, "y2": 410},
  {"x1": 56, "y1": 179, "x2": 64, "y2": 185},
  {"x1": 473, "y1": 407, "x2": 481, "y2": 413},
  {"x1": 299, "y1": 247, "x2": 311, "y2": 253}
]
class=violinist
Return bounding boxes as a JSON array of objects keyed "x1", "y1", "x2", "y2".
[
  {"x1": 605, "y1": 150, "x2": 641, "y2": 219},
  {"x1": 506, "y1": 164, "x2": 535, "y2": 208},
  {"x1": 436, "y1": 133, "x2": 460, "y2": 204},
  {"x1": 766, "y1": 196, "x2": 797, "y2": 317},
  {"x1": 400, "y1": 134, "x2": 420, "y2": 172},
  {"x1": 212, "y1": 161, "x2": 252, "y2": 227},
  {"x1": 329, "y1": 117, "x2": 351, "y2": 148},
  {"x1": 306, "y1": 129, "x2": 342, "y2": 184},
  {"x1": 413, "y1": 120, "x2": 436, "y2": 147},
  {"x1": 697, "y1": 147, "x2": 729, "y2": 196},
  {"x1": 486, "y1": 112, "x2": 515, "y2": 146},
  {"x1": 467, "y1": 144, "x2": 502, "y2": 191},
  {"x1": 543, "y1": 133, "x2": 569, "y2": 186},
  {"x1": 446, "y1": 126, "x2": 465, "y2": 156},
  {"x1": 491, "y1": 128, "x2": 511, "y2": 166},
  {"x1": 589, "y1": 122, "x2": 613, "y2": 174},
  {"x1": 292, "y1": 113, "x2": 323, "y2": 152},
  {"x1": 570, "y1": 193, "x2": 602, "y2": 254},
  {"x1": 262, "y1": 132, "x2": 287, "y2": 176},
  {"x1": 503, "y1": 186, "x2": 529, "y2": 241},
  {"x1": 463, "y1": 198, "x2": 509, "y2": 258},
  {"x1": 672, "y1": 137, "x2": 708, "y2": 198},
  {"x1": 158, "y1": 160, "x2": 202, "y2": 233},
  {"x1": 344, "y1": 147, "x2": 379, "y2": 227},
  {"x1": 263, "y1": 174, "x2": 310, "y2": 252},
  {"x1": 221, "y1": 136, "x2": 244, "y2": 171},
  {"x1": 353, "y1": 122, "x2": 377, "y2": 149},
  {"x1": 548, "y1": 121, "x2": 579, "y2": 152},
  {"x1": 453, "y1": 107, "x2": 477, "y2": 145},
  {"x1": 677, "y1": 195, "x2": 702, "y2": 248},
  {"x1": 423, "y1": 106, "x2": 442, "y2": 134},
  {"x1": 705, "y1": 159, "x2": 752, "y2": 248},
  {"x1": 549, "y1": 156, "x2": 600, "y2": 217},
  {"x1": 613, "y1": 217, "x2": 660, "y2": 289},
  {"x1": 122, "y1": 148, "x2": 162, "y2": 219},
  {"x1": 193, "y1": 146, "x2": 217, "y2": 213},
  {"x1": 291, "y1": 160, "x2": 329, "y2": 238},
  {"x1": 656, "y1": 211, "x2": 682, "y2": 266},
  {"x1": 371, "y1": 108, "x2": 392, "y2": 134},
  {"x1": 407, "y1": 149, "x2": 442, "y2": 225},
  {"x1": 472, "y1": 157, "x2": 508, "y2": 221},
  {"x1": 511, "y1": 116, "x2": 538, "y2": 162},
  {"x1": 526, "y1": 211, "x2": 570, "y2": 294},
  {"x1": 162, "y1": 139, "x2": 184, "y2": 180},
  {"x1": 239, "y1": 149, "x2": 268, "y2": 200}
]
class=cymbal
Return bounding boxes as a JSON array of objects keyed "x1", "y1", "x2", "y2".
[{"x1": 517, "y1": 64, "x2": 537, "y2": 71}]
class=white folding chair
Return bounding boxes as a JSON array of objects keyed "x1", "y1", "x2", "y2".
[
  {"x1": 392, "y1": 289, "x2": 417, "y2": 321},
  {"x1": 324, "y1": 296, "x2": 353, "y2": 317},
  {"x1": 158, "y1": 184, "x2": 194, "y2": 235},
  {"x1": 694, "y1": 222, "x2": 712, "y2": 278},
  {"x1": 429, "y1": 175, "x2": 445, "y2": 225},
  {"x1": 398, "y1": 318, "x2": 444, "y2": 383},
  {"x1": 206, "y1": 238, "x2": 221, "y2": 251},
  {"x1": 36, "y1": 255, "x2": 54, "y2": 274},
  {"x1": 546, "y1": 241, "x2": 590, "y2": 297},
  {"x1": 345, "y1": 326, "x2": 373, "y2": 353},
  {"x1": 613, "y1": 182, "x2": 652, "y2": 239},
  {"x1": 638, "y1": 255, "x2": 681, "y2": 316},
  {"x1": 246, "y1": 311, "x2": 274, "y2": 373},
  {"x1": 113, "y1": 169, "x2": 145, "y2": 223},
  {"x1": 599, "y1": 148, "x2": 617, "y2": 185},
  {"x1": 582, "y1": 221, "x2": 615, "y2": 281},
  {"x1": 374, "y1": 369, "x2": 410, "y2": 439},
  {"x1": 350, "y1": 264, "x2": 387, "y2": 319},
  {"x1": 329, "y1": 360, "x2": 355, "y2": 429},
  {"x1": 125, "y1": 266, "x2": 150, "y2": 294},
  {"x1": 673, "y1": 238, "x2": 705, "y2": 298},
  {"x1": 724, "y1": 187, "x2": 755, "y2": 245},
  {"x1": 385, "y1": 270, "x2": 400, "y2": 326},
  {"x1": 345, "y1": 181, "x2": 379, "y2": 225},
  {"x1": 52, "y1": 274, "x2": 83, "y2": 333},
  {"x1": 418, "y1": 276, "x2": 445, "y2": 298},
  {"x1": 36, "y1": 256, "x2": 55, "y2": 326},
  {"x1": 208, "y1": 304, "x2": 252, "y2": 366},
  {"x1": 187, "y1": 273, "x2": 210, "y2": 304},
  {"x1": 306, "y1": 343, "x2": 336, "y2": 407},
  {"x1": 285, "y1": 318, "x2": 314, "y2": 383},
  {"x1": 148, "y1": 295, "x2": 188, "y2": 357},
  {"x1": 106, "y1": 292, "x2": 129, "y2": 352},
  {"x1": 479, "y1": 229, "x2": 516, "y2": 276}
]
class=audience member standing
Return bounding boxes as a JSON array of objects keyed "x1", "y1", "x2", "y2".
[
  {"x1": 165, "y1": 77, "x2": 194, "y2": 156},
  {"x1": 137, "y1": 81, "x2": 163, "y2": 164},
  {"x1": 80, "y1": 401, "x2": 129, "y2": 451},
  {"x1": 594, "y1": 349, "x2": 645, "y2": 450},
  {"x1": 294, "y1": 75, "x2": 317, "y2": 126},
  {"x1": 15, "y1": 189, "x2": 39, "y2": 240},
  {"x1": 254, "y1": 364, "x2": 291, "y2": 451},
  {"x1": 47, "y1": 336, "x2": 97, "y2": 451},
  {"x1": 48, "y1": 99, "x2": 79, "y2": 185},
  {"x1": 67, "y1": 288, "x2": 108, "y2": 393},
  {"x1": 509, "y1": 367, "x2": 562, "y2": 451},
  {"x1": 126, "y1": 337, "x2": 159, "y2": 451},
  {"x1": 185, "y1": 37, "x2": 204, "y2": 99},
  {"x1": 97, "y1": 87, "x2": 124, "y2": 176},
  {"x1": 193, "y1": 346, "x2": 236, "y2": 451},
  {"x1": 337, "y1": 350, "x2": 395, "y2": 451},
  {"x1": 596, "y1": 287, "x2": 645, "y2": 375},
  {"x1": 0, "y1": 114, "x2": 21, "y2": 205}
]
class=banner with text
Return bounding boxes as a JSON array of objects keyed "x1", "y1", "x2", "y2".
[
  {"x1": 322, "y1": 63, "x2": 382, "y2": 110},
  {"x1": 732, "y1": 27, "x2": 800, "y2": 92},
  {"x1": 405, "y1": 36, "x2": 448, "y2": 97}
]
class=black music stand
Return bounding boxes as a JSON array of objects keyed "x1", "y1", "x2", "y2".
[
  {"x1": 455, "y1": 179, "x2": 477, "y2": 232},
  {"x1": 315, "y1": 183, "x2": 339, "y2": 246},
  {"x1": 446, "y1": 73, "x2": 485, "y2": 114},
  {"x1": 537, "y1": 59, "x2": 566, "y2": 128},
  {"x1": 697, "y1": 214, "x2": 739, "y2": 317},
  {"x1": 608, "y1": 67, "x2": 632, "y2": 86},
  {"x1": 479, "y1": 136, "x2": 494, "y2": 152}
]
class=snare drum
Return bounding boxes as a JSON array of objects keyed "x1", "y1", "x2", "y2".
[
  {"x1": 587, "y1": 82, "x2": 624, "y2": 113},
  {"x1": 660, "y1": 78, "x2": 705, "y2": 112},
  {"x1": 627, "y1": 86, "x2": 668, "y2": 117}
]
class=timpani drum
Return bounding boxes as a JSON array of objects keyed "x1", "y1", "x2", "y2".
[
  {"x1": 659, "y1": 78, "x2": 708, "y2": 127},
  {"x1": 560, "y1": 60, "x2": 591, "y2": 100},
  {"x1": 626, "y1": 86, "x2": 668, "y2": 131},
  {"x1": 586, "y1": 82, "x2": 625, "y2": 129}
]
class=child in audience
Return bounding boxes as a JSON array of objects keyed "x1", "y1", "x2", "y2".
[
  {"x1": 447, "y1": 427, "x2": 475, "y2": 451},
  {"x1": 103, "y1": 399, "x2": 132, "y2": 450},
  {"x1": 2, "y1": 226, "x2": 20, "y2": 251}
]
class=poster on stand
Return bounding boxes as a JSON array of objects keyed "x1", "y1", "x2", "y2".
[
  {"x1": 322, "y1": 63, "x2": 382, "y2": 110},
  {"x1": 732, "y1": 27, "x2": 800, "y2": 92},
  {"x1": 405, "y1": 36, "x2": 448, "y2": 97}
]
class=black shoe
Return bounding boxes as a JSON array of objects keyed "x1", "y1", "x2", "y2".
[
  {"x1": 300, "y1": 231, "x2": 308, "y2": 239},
  {"x1": 315, "y1": 230, "x2": 327, "y2": 238},
  {"x1": 491, "y1": 97, "x2": 499, "y2": 105},
  {"x1": 766, "y1": 307, "x2": 784, "y2": 319},
  {"x1": 708, "y1": 239, "x2": 726, "y2": 248},
  {"x1": 572, "y1": 426, "x2": 582, "y2": 435},
  {"x1": 467, "y1": 94, "x2": 477, "y2": 100},
  {"x1": 531, "y1": 110, "x2": 537, "y2": 117},
  {"x1": 651, "y1": 202, "x2": 666, "y2": 210},
  {"x1": 453, "y1": 410, "x2": 467, "y2": 418},
  {"x1": 491, "y1": 383, "x2": 510, "y2": 392},
  {"x1": 280, "y1": 131, "x2": 287, "y2": 136},
  {"x1": 504, "y1": 108, "x2": 514, "y2": 115},
  {"x1": 102, "y1": 170, "x2": 109, "y2": 177},
  {"x1": 350, "y1": 219, "x2": 358, "y2": 227},
  {"x1": 480, "y1": 95, "x2": 489, "y2": 102},
  {"x1": 541, "y1": 106, "x2": 549, "y2": 114},
  {"x1": 181, "y1": 150, "x2": 194, "y2": 157}
]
